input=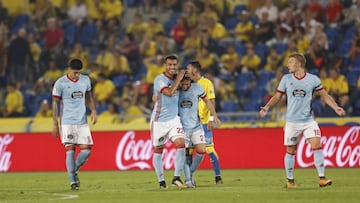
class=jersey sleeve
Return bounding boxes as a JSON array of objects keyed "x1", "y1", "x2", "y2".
[
  {"x1": 313, "y1": 75, "x2": 324, "y2": 92},
  {"x1": 52, "y1": 79, "x2": 62, "y2": 98},
  {"x1": 277, "y1": 75, "x2": 287, "y2": 94}
]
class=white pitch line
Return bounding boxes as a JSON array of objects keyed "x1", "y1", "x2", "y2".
[{"x1": 48, "y1": 193, "x2": 79, "y2": 201}]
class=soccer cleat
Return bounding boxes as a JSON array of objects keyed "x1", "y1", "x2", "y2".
[
  {"x1": 75, "y1": 173, "x2": 80, "y2": 187},
  {"x1": 185, "y1": 181, "x2": 195, "y2": 188},
  {"x1": 215, "y1": 176, "x2": 223, "y2": 184},
  {"x1": 286, "y1": 179, "x2": 297, "y2": 188},
  {"x1": 319, "y1": 177, "x2": 332, "y2": 187},
  {"x1": 172, "y1": 176, "x2": 187, "y2": 189},
  {"x1": 159, "y1": 181, "x2": 168, "y2": 190},
  {"x1": 70, "y1": 182, "x2": 79, "y2": 190}
]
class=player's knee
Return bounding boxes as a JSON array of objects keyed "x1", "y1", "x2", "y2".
[
  {"x1": 196, "y1": 144, "x2": 206, "y2": 154},
  {"x1": 173, "y1": 138, "x2": 185, "y2": 148},
  {"x1": 153, "y1": 146, "x2": 164, "y2": 153},
  {"x1": 65, "y1": 145, "x2": 76, "y2": 151}
]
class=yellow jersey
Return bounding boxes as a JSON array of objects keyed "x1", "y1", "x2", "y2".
[{"x1": 198, "y1": 77, "x2": 215, "y2": 124}]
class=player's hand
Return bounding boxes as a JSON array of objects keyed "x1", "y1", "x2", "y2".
[
  {"x1": 259, "y1": 106, "x2": 268, "y2": 118},
  {"x1": 214, "y1": 116, "x2": 221, "y2": 128},
  {"x1": 91, "y1": 110, "x2": 97, "y2": 125},
  {"x1": 52, "y1": 124, "x2": 59, "y2": 138},
  {"x1": 176, "y1": 69, "x2": 185, "y2": 81},
  {"x1": 335, "y1": 107, "x2": 346, "y2": 116}
]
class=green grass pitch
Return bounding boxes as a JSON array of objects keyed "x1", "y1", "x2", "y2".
[{"x1": 0, "y1": 168, "x2": 359, "y2": 203}]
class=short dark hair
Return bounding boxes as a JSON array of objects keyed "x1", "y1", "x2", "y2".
[
  {"x1": 69, "y1": 59, "x2": 83, "y2": 70},
  {"x1": 188, "y1": 60, "x2": 202, "y2": 72},
  {"x1": 164, "y1": 55, "x2": 178, "y2": 62}
]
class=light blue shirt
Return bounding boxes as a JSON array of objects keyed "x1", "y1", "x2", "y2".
[
  {"x1": 179, "y1": 82, "x2": 206, "y2": 131},
  {"x1": 151, "y1": 73, "x2": 180, "y2": 122},
  {"x1": 52, "y1": 74, "x2": 91, "y2": 125},
  {"x1": 277, "y1": 72, "x2": 323, "y2": 123}
]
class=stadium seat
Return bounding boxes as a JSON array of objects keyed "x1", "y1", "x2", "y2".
[
  {"x1": 235, "y1": 43, "x2": 247, "y2": 56},
  {"x1": 63, "y1": 22, "x2": 79, "y2": 49},
  {"x1": 257, "y1": 70, "x2": 274, "y2": 88},
  {"x1": 224, "y1": 16, "x2": 239, "y2": 30},
  {"x1": 233, "y1": 5, "x2": 248, "y2": 15},
  {"x1": 79, "y1": 23, "x2": 98, "y2": 47},
  {"x1": 335, "y1": 40, "x2": 352, "y2": 57},
  {"x1": 276, "y1": 43, "x2": 288, "y2": 55},
  {"x1": 235, "y1": 72, "x2": 254, "y2": 98},
  {"x1": 112, "y1": 75, "x2": 128, "y2": 89}
]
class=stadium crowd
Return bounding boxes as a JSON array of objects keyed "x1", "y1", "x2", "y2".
[{"x1": 0, "y1": 0, "x2": 360, "y2": 121}]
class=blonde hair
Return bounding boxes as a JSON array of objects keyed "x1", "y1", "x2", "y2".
[{"x1": 289, "y1": 52, "x2": 306, "y2": 68}]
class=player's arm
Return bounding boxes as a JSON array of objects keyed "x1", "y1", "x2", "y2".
[
  {"x1": 52, "y1": 97, "x2": 60, "y2": 138},
  {"x1": 318, "y1": 89, "x2": 346, "y2": 116},
  {"x1": 259, "y1": 91, "x2": 283, "y2": 118},
  {"x1": 86, "y1": 90, "x2": 98, "y2": 125},
  {"x1": 202, "y1": 96, "x2": 221, "y2": 129},
  {"x1": 162, "y1": 70, "x2": 185, "y2": 96}
]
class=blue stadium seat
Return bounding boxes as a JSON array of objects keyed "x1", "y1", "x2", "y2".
[
  {"x1": 79, "y1": 23, "x2": 98, "y2": 46},
  {"x1": 224, "y1": 16, "x2": 239, "y2": 30},
  {"x1": 235, "y1": 72, "x2": 254, "y2": 98},
  {"x1": 276, "y1": 43, "x2": 288, "y2": 55},
  {"x1": 257, "y1": 70, "x2": 274, "y2": 88},
  {"x1": 336, "y1": 39, "x2": 352, "y2": 57},
  {"x1": 112, "y1": 75, "x2": 128, "y2": 89},
  {"x1": 63, "y1": 22, "x2": 79, "y2": 48},
  {"x1": 235, "y1": 43, "x2": 247, "y2": 56},
  {"x1": 233, "y1": 5, "x2": 248, "y2": 15}
]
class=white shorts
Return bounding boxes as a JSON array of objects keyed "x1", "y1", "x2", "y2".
[
  {"x1": 150, "y1": 116, "x2": 185, "y2": 147},
  {"x1": 284, "y1": 121, "x2": 321, "y2": 146},
  {"x1": 185, "y1": 125, "x2": 206, "y2": 147},
  {"x1": 61, "y1": 124, "x2": 93, "y2": 146}
]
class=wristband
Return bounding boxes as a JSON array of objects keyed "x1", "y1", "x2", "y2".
[{"x1": 208, "y1": 116, "x2": 214, "y2": 122}]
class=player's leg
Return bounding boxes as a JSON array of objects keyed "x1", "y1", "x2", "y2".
[
  {"x1": 284, "y1": 122, "x2": 301, "y2": 188},
  {"x1": 203, "y1": 124, "x2": 222, "y2": 184},
  {"x1": 169, "y1": 117, "x2": 187, "y2": 188},
  {"x1": 172, "y1": 136, "x2": 187, "y2": 188},
  {"x1": 65, "y1": 144, "x2": 78, "y2": 190},
  {"x1": 304, "y1": 122, "x2": 332, "y2": 187},
  {"x1": 151, "y1": 121, "x2": 167, "y2": 189},
  {"x1": 190, "y1": 128, "x2": 206, "y2": 174},
  {"x1": 61, "y1": 125, "x2": 79, "y2": 190}
]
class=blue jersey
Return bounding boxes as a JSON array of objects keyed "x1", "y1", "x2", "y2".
[
  {"x1": 151, "y1": 73, "x2": 180, "y2": 122},
  {"x1": 179, "y1": 83, "x2": 206, "y2": 131},
  {"x1": 277, "y1": 72, "x2": 323, "y2": 123},
  {"x1": 52, "y1": 74, "x2": 92, "y2": 125}
]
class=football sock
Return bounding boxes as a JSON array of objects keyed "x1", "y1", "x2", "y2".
[
  {"x1": 208, "y1": 152, "x2": 221, "y2": 176},
  {"x1": 174, "y1": 148, "x2": 185, "y2": 177},
  {"x1": 190, "y1": 153, "x2": 204, "y2": 174},
  {"x1": 75, "y1": 149, "x2": 91, "y2": 173},
  {"x1": 314, "y1": 149, "x2": 325, "y2": 177},
  {"x1": 284, "y1": 152, "x2": 295, "y2": 179},
  {"x1": 152, "y1": 152, "x2": 164, "y2": 182},
  {"x1": 66, "y1": 150, "x2": 76, "y2": 183},
  {"x1": 184, "y1": 162, "x2": 191, "y2": 182}
]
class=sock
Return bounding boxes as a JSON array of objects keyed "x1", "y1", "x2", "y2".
[
  {"x1": 284, "y1": 152, "x2": 295, "y2": 179},
  {"x1": 75, "y1": 149, "x2": 91, "y2": 173},
  {"x1": 313, "y1": 149, "x2": 325, "y2": 177},
  {"x1": 152, "y1": 152, "x2": 164, "y2": 182},
  {"x1": 184, "y1": 162, "x2": 191, "y2": 183},
  {"x1": 66, "y1": 150, "x2": 76, "y2": 183},
  {"x1": 190, "y1": 153, "x2": 204, "y2": 174},
  {"x1": 208, "y1": 152, "x2": 221, "y2": 176},
  {"x1": 174, "y1": 148, "x2": 185, "y2": 177}
]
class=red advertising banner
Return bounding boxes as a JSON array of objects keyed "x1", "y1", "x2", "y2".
[{"x1": 0, "y1": 126, "x2": 359, "y2": 172}]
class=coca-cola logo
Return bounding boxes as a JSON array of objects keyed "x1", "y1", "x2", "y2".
[
  {"x1": 116, "y1": 131, "x2": 177, "y2": 170},
  {"x1": 297, "y1": 127, "x2": 360, "y2": 168},
  {"x1": 0, "y1": 134, "x2": 14, "y2": 172}
]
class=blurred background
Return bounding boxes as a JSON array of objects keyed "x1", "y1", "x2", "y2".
[{"x1": 0, "y1": 0, "x2": 359, "y2": 132}]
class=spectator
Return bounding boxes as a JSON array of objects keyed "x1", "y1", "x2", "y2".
[
  {"x1": 35, "y1": 99, "x2": 52, "y2": 117},
  {"x1": 255, "y1": 0, "x2": 279, "y2": 22},
  {"x1": 170, "y1": 16, "x2": 190, "y2": 48},
  {"x1": 119, "y1": 98, "x2": 145, "y2": 123},
  {"x1": 93, "y1": 72, "x2": 115, "y2": 105},
  {"x1": 219, "y1": 44, "x2": 240, "y2": 74},
  {"x1": 328, "y1": 68, "x2": 350, "y2": 109},
  {"x1": 264, "y1": 47, "x2": 282, "y2": 72},
  {"x1": 125, "y1": 13, "x2": 148, "y2": 43},
  {"x1": 43, "y1": 17, "x2": 64, "y2": 53},
  {"x1": 139, "y1": 34, "x2": 157, "y2": 58},
  {"x1": 234, "y1": 10, "x2": 254, "y2": 43},
  {"x1": 179, "y1": 29, "x2": 200, "y2": 65},
  {"x1": 0, "y1": 0, "x2": 9, "y2": 24},
  {"x1": 205, "y1": 17, "x2": 228, "y2": 41},
  {"x1": 305, "y1": 0, "x2": 324, "y2": 22},
  {"x1": 154, "y1": 31, "x2": 177, "y2": 56},
  {"x1": 240, "y1": 44, "x2": 261, "y2": 77},
  {"x1": 67, "y1": 0, "x2": 88, "y2": 25},
  {"x1": 98, "y1": 102, "x2": 121, "y2": 123},
  {"x1": 2, "y1": 82, "x2": 24, "y2": 117},
  {"x1": 99, "y1": 0, "x2": 123, "y2": 23},
  {"x1": 5, "y1": 28, "x2": 33, "y2": 85},
  {"x1": 325, "y1": 0, "x2": 342, "y2": 26},
  {"x1": 145, "y1": 17, "x2": 164, "y2": 39},
  {"x1": 69, "y1": 43, "x2": 89, "y2": 72},
  {"x1": 196, "y1": 46, "x2": 219, "y2": 74},
  {"x1": 254, "y1": 11, "x2": 275, "y2": 44},
  {"x1": 33, "y1": 59, "x2": 62, "y2": 94}
]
